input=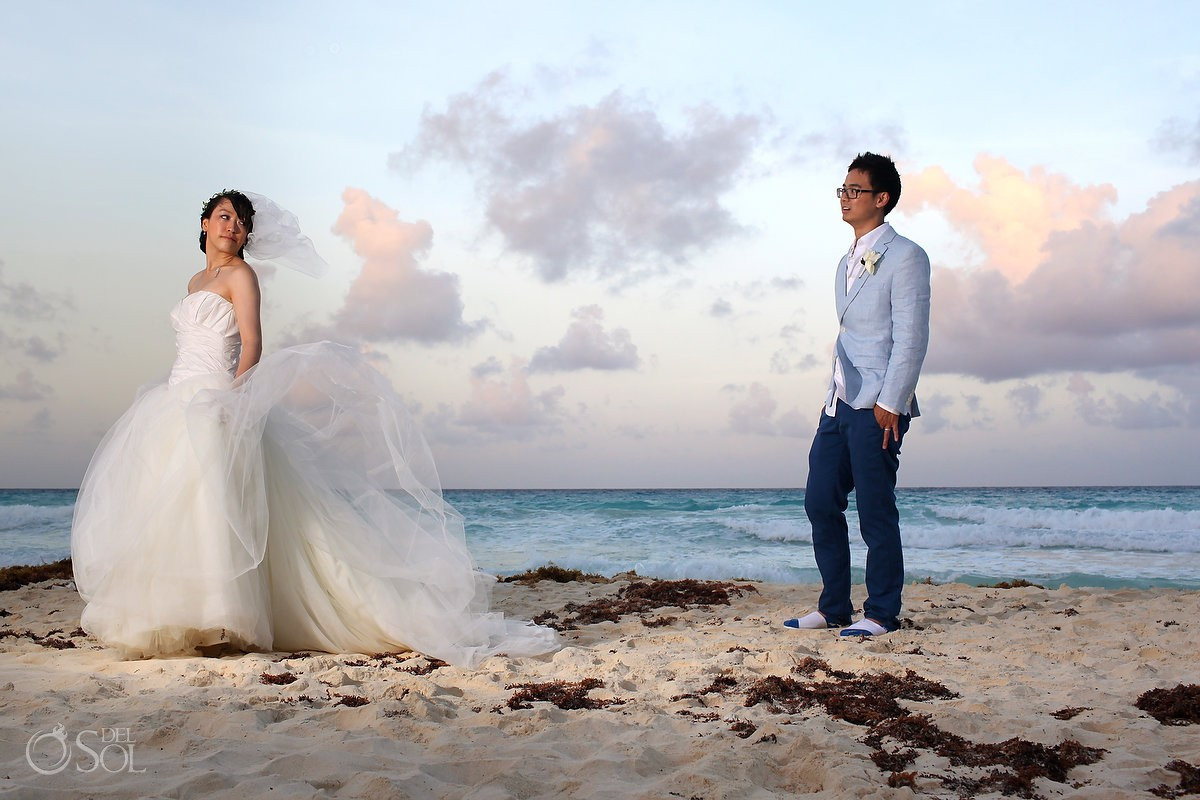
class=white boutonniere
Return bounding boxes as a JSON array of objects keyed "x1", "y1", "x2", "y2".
[{"x1": 860, "y1": 250, "x2": 882, "y2": 275}]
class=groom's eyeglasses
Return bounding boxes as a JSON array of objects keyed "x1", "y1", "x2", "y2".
[{"x1": 836, "y1": 187, "x2": 881, "y2": 199}]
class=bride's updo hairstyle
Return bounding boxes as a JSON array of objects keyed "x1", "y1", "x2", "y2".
[{"x1": 199, "y1": 190, "x2": 256, "y2": 258}]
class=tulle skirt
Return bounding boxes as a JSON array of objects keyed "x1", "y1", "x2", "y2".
[{"x1": 71, "y1": 342, "x2": 557, "y2": 667}]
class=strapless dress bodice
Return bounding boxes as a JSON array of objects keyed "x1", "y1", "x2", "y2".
[{"x1": 169, "y1": 291, "x2": 241, "y2": 385}]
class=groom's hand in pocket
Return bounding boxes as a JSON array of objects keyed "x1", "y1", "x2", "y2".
[{"x1": 874, "y1": 404, "x2": 900, "y2": 449}]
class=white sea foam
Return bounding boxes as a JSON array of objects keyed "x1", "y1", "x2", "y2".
[
  {"x1": 709, "y1": 503, "x2": 779, "y2": 514},
  {"x1": 504, "y1": 553, "x2": 816, "y2": 585},
  {"x1": 715, "y1": 517, "x2": 811, "y2": 542},
  {"x1": 716, "y1": 504, "x2": 1200, "y2": 550},
  {"x1": 0, "y1": 504, "x2": 74, "y2": 532},
  {"x1": 927, "y1": 503, "x2": 1199, "y2": 531}
]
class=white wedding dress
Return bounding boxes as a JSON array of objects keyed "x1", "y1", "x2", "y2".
[{"x1": 71, "y1": 290, "x2": 557, "y2": 667}]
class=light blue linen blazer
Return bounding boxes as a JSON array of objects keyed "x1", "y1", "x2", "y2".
[{"x1": 825, "y1": 228, "x2": 931, "y2": 417}]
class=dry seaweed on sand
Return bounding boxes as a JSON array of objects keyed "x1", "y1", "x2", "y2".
[
  {"x1": 398, "y1": 657, "x2": 449, "y2": 676},
  {"x1": 866, "y1": 714, "x2": 1105, "y2": 797},
  {"x1": 501, "y1": 564, "x2": 611, "y2": 584},
  {"x1": 745, "y1": 669, "x2": 957, "y2": 726},
  {"x1": 791, "y1": 656, "x2": 854, "y2": 680},
  {"x1": 260, "y1": 671, "x2": 299, "y2": 685},
  {"x1": 980, "y1": 579, "x2": 1046, "y2": 589},
  {"x1": 874, "y1": 748, "x2": 919, "y2": 773},
  {"x1": 0, "y1": 628, "x2": 77, "y2": 649},
  {"x1": 0, "y1": 559, "x2": 74, "y2": 592},
  {"x1": 1150, "y1": 760, "x2": 1200, "y2": 798},
  {"x1": 872, "y1": 714, "x2": 1108, "y2": 781},
  {"x1": 1136, "y1": 685, "x2": 1200, "y2": 725},
  {"x1": 544, "y1": 578, "x2": 757, "y2": 631},
  {"x1": 1050, "y1": 706, "x2": 1089, "y2": 720},
  {"x1": 505, "y1": 678, "x2": 625, "y2": 711},
  {"x1": 727, "y1": 719, "x2": 757, "y2": 738},
  {"x1": 675, "y1": 709, "x2": 721, "y2": 722},
  {"x1": 671, "y1": 674, "x2": 739, "y2": 703},
  {"x1": 746, "y1": 666, "x2": 1103, "y2": 798}
]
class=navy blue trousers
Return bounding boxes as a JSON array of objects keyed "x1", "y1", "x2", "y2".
[{"x1": 804, "y1": 400, "x2": 910, "y2": 631}]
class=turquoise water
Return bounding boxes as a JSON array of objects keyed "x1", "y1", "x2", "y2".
[{"x1": 3, "y1": 487, "x2": 1198, "y2": 589}]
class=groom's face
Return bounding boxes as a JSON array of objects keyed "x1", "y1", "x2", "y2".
[{"x1": 840, "y1": 169, "x2": 889, "y2": 230}]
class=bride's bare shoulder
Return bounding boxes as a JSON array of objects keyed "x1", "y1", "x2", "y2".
[
  {"x1": 186, "y1": 268, "x2": 209, "y2": 293},
  {"x1": 225, "y1": 261, "x2": 260, "y2": 289}
]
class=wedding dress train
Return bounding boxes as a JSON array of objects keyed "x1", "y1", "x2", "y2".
[{"x1": 72, "y1": 290, "x2": 557, "y2": 667}]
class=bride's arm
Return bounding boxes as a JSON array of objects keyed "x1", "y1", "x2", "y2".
[{"x1": 228, "y1": 265, "x2": 262, "y2": 378}]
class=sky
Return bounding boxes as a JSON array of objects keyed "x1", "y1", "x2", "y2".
[{"x1": 2, "y1": 1, "x2": 1199, "y2": 489}]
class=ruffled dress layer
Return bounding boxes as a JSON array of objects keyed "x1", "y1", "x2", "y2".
[{"x1": 72, "y1": 290, "x2": 557, "y2": 667}]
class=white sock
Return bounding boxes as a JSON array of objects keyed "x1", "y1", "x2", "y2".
[
  {"x1": 841, "y1": 618, "x2": 888, "y2": 636},
  {"x1": 785, "y1": 611, "x2": 828, "y2": 629}
]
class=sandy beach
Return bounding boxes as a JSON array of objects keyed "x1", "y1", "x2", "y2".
[{"x1": 1, "y1": 572, "x2": 1197, "y2": 799}]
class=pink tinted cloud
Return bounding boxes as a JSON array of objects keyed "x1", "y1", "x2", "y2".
[
  {"x1": 528, "y1": 305, "x2": 640, "y2": 372},
  {"x1": 912, "y1": 158, "x2": 1200, "y2": 380},
  {"x1": 315, "y1": 189, "x2": 480, "y2": 344},
  {"x1": 727, "y1": 383, "x2": 808, "y2": 438},
  {"x1": 906, "y1": 155, "x2": 1118, "y2": 284},
  {"x1": 458, "y1": 358, "x2": 566, "y2": 437}
]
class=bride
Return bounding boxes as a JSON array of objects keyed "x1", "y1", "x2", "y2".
[{"x1": 70, "y1": 190, "x2": 557, "y2": 667}]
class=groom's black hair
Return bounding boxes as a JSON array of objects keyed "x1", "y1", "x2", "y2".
[
  {"x1": 199, "y1": 190, "x2": 255, "y2": 258},
  {"x1": 848, "y1": 152, "x2": 901, "y2": 216}
]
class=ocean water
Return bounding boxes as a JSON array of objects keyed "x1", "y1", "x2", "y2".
[{"x1": 2, "y1": 487, "x2": 1198, "y2": 590}]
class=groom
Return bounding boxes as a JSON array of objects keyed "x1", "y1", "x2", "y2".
[{"x1": 786, "y1": 152, "x2": 931, "y2": 637}]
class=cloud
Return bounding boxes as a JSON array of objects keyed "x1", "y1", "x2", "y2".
[
  {"x1": 917, "y1": 392, "x2": 954, "y2": 434},
  {"x1": 21, "y1": 335, "x2": 63, "y2": 362},
  {"x1": 457, "y1": 358, "x2": 567, "y2": 437},
  {"x1": 769, "y1": 349, "x2": 819, "y2": 375},
  {"x1": 906, "y1": 155, "x2": 1118, "y2": 284},
  {"x1": 30, "y1": 407, "x2": 51, "y2": 432},
  {"x1": 0, "y1": 370, "x2": 52, "y2": 402},
  {"x1": 471, "y1": 356, "x2": 505, "y2": 378},
  {"x1": 0, "y1": 263, "x2": 69, "y2": 406},
  {"x1": 916, "y1": 390, "x2": 995, "y2": 433},
  {"x1": 394, "y1": 73, "x2": 765, "y2": 281},
  {"x1": 727, "y1": 382, "x2": 809, "y2": 437},
  {"x1": 528, "y1": 305, "x2": 640, "y2": 372},
  {"x1": 0, "y1": 262, "x2": 73, "y2": 322},
  {"x1": 1006, "y1": 382, "x2": 1047, "y2": 423},
  {"x1": 910, "y1": 158, "x2": 1200, "y2": 381},
  {"x1": 711, "y1": 275, "x2": 804, "y2": 323},
  {"x1": 768, "y1": 320, "x2": 819, "y2": 375},
  {"x1": 734, "y1": 277, "x2": 801, "y2": 298},
  {"x1": 299, "y1": 188, "x2": 481, "y2": 345},
  {"x1": 709, "y1": 298, "x2": 734, "y2": 317},
  {"x1": 0, "y1": 331, "x2": 63, "y2": 363},
  {"x1": 1067, "y1": 373, "x2": 1186, "y2": 430},
  {"x1": 1155, "y1": 113, "x2": 1200, "y2": 165},
  {"x1": 0, "y1": 262, "x2": 71, "y2": 363}
]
